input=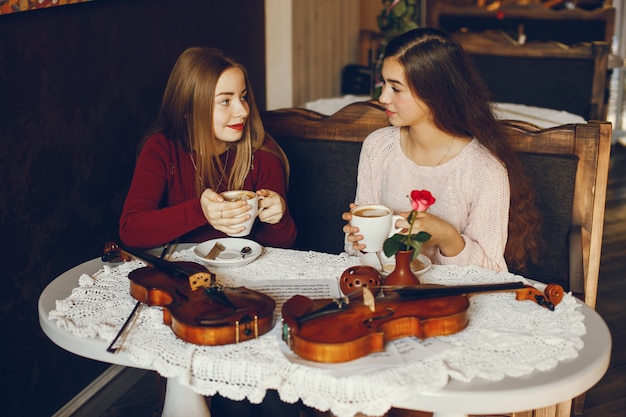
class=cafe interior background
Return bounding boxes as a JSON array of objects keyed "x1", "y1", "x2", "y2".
[{"x1": 1, "y1": 0, "x2": 624, "y2": 416}]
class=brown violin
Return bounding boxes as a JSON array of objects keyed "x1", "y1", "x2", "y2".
[
  {"x1": 103, "y1": 242, "x2": 275, "y2": 346},
  {"x1": 281, "y1": 282, "x2": 564, "y2": 363}
]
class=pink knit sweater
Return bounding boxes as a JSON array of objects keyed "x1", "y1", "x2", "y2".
[{"x1": 350, "y1": 126, "x2": 509, "y2": 272}]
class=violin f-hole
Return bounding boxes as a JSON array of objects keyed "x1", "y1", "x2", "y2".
[
  {"x1": 363, "y1": 308, "x2": 395, "y2": 327},
  {"x1": 175, "y1": 287, "x2": 189, "y2": 302}
]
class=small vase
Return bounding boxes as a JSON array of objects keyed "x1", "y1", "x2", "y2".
[{"x1": 385, "y1": 250, "x2": 420, "y2": 286}]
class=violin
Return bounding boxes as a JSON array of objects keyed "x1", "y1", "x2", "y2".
[
  {"x1": 103, "y1": 242, "x2": 275, "y2": 346},
  {"x1": 281, "y1": 282, "x2": 564, "y2": 363}
]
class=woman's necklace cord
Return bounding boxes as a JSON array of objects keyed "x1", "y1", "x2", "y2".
[
  {"x1": 404, "y1": 128, "x2": 456, "y2": 167},
  {"x1": 189, "y1": 148, "x2": 230, "y2": 171},
  {"x1": 436, "y1": 136, "x2": 455, "y2": 166},
  {"x1": 189, "y1": 149, "x2": 230, "y2": 189}
]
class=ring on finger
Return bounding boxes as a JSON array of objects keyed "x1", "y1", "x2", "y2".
[{"x1": 220, "y1": 210, "x2": 223, "y2": 218}]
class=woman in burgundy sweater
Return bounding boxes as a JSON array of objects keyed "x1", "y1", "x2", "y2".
[
  {"x1": 119, "y1": 47, "x2": 296, "y2": 250},
  {"x1": 119, "y1": 47, "x2": 300, "y2": 416}
]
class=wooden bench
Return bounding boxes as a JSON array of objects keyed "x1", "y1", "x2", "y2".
[{"x1": 261, "y1": 101, "x2": 610, "y2": 303}]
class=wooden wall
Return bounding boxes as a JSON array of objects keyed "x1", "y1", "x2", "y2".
[{"x1": 291, "y1": 0, "x2": 360, "y2": 106}]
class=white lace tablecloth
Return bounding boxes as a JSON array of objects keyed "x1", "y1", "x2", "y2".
[{"x1": 49, "y1": 247, "x2": 585, "y2": 417}]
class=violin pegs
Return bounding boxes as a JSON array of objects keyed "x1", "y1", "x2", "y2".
[
  {"x1": 544, "y1": 284, "x2": 564, "y2": 306},
  {"x1": 102, "y1": 241, "x2": 133, "y2": 263}
]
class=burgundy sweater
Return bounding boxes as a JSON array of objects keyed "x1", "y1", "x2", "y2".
[{"x1": 119, "y1": 133, "x2": 296, "y2": 249}]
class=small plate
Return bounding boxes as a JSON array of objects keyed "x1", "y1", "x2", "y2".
[{"x1": 193, "y1": 238, "x2": 263, "y2": 267}]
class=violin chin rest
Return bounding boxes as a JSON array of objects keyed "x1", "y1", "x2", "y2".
[{"x1": 282, "y1": 295, "x2": 315, "y2": 318}]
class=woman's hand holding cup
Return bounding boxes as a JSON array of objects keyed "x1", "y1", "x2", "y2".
[
  {"x1": 256, "y1": 189, "x2": 285, "y2": 224},
  {"x1": 343, "y1": 204, "x2": 404, "y2": 253},
  {"x1": 201, "y1": 189, "x2": 260, "y2": 237},
  {"x1": 343, "y1": 203, "x2": 366, "y2": 252}
]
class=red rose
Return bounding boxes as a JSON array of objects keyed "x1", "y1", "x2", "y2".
[{"x1": 410, "y1": 190, "x2": 436, "y2": 212}]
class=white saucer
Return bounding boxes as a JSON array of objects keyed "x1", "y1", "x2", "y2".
[{"x1": 193, "y1": 238, "x2": 263, "y2": 267}]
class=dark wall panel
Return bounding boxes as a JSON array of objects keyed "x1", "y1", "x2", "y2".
[{"x1": 0, "y1": 1, "x2": 265, "y2": 415}]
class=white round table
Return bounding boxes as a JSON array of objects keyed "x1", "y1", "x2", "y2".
[
  {"x1": 394, "y1": 305, "x2": 611, "y2": 416},
  {"x1": 39, "y1": 256, "x2": 611, "y2": 417},
  {"x1": 39, "y1": 256, "x2": 211, "y2": 417}
]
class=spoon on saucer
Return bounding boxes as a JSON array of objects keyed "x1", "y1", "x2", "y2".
[{"x1": 240, "y1": 246, "x2": 252, "y2": 259}]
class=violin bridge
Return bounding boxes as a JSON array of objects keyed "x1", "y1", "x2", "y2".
[
  {"x1": 188, "y1": 272, "x2": 214, "y2": 291},
  {"x1": 363, "y1": 287, "x2": 376, "y2": 312}
]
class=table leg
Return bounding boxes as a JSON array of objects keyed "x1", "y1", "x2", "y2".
[{"x1": 162, "y1": 378, "x2": 211, "y2": 417}]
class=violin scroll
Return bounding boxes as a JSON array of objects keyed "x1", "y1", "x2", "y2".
[
  {"x1": 512, "y1": 283, "x2": 564, "y2": 311},
  {"x1": 102, "y1": 242, "x2": 132, "y2": 263}
]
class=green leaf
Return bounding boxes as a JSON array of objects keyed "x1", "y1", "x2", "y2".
[
  {"x1": 388, "y1": 233, "x2": 405, "y2": 243},
  {"x1": 383, "y1": 237, "x2": 405, "y2": 258},
  {"x1": 376, "y1": 14, "x2": 392, "y2": 32},
  {"x1": 412, "y1": 231, "x2": 431, "y2": 242},
  {"x1": 408, "y1": 241, "x2": 423, "y2": 260},
  {"x1": 405, "y1": 21, "x2": 419, "y2": 31},
  {"x1": 392, "y1": 1, "x2": 407, "y2": 17}
]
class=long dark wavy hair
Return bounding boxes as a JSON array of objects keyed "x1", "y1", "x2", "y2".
[{"x1": 383, "y1": 28, "x2": 542, "y2": 272}]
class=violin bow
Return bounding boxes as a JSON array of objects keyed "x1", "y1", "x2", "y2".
[
  {"x1": 106, "y1": 300, "x2": 143, "y2": 354},
  {"x1": 106, "y1": 239, "x2": 177, "y2": 354}
]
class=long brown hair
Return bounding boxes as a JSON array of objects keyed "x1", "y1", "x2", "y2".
[
  {"x1": 383, "y1": 28, "x2": 541, "y2": 271},
  {"x1": 148, "y1": 47, "x2": 289, "y2": 194}
]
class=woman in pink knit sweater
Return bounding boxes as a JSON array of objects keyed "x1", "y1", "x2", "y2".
[{"x1": 344, "y1": 28, "x2": 541, "y2": 273}]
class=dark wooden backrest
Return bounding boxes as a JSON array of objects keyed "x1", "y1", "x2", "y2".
[
  {"x1": 261, "y1": 102, "x2": 611, "y2": 307},
  {"x1": 261, "y1": 102, "x2": 389, "y2": 254},
  {"x1": 501, "y1": 120, "x2": 611, "y2": 308}
]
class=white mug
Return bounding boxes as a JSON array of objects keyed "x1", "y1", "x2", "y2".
[
  {"x1": 350, "y1": 204, "x2": 403, "y2": 253},
  {"x1": 220, "y1": 190, "x2": 259, "y2": 237}
]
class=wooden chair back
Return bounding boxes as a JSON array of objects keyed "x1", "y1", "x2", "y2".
[
  {"x1": 261, "y1": 101, "x2": 611, "y2": 309},
  {"x1": 261, "y1": 102, "x2": 388, "y2": 254},
  {"x1": 501, "y1": 119, "x2": 611, "y2": 308}
]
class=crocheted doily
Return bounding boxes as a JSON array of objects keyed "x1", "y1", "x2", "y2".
[{"x1": 49, "y1": 247, "x2": 585, "y2": 417}]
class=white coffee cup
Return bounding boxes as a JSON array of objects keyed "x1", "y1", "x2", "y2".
[
  {"x1": 350, "y1": 204, "x2": 403, "y2": 253},
  {"x1": 220, "y1": 190, "x2": 259, "y2": 237}
]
